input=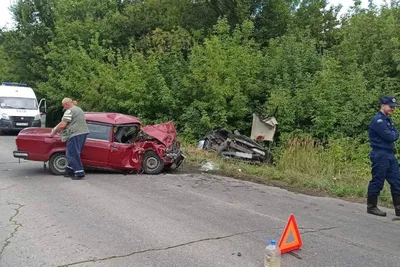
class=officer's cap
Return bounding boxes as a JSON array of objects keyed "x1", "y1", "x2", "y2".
[{"x1": 380, "y1": 96, "x2": 399, "y2": 107}]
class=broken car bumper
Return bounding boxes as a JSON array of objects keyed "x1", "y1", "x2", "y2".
[{"x1": 165, "y1": 151, "x2": 185, "y2": 169}]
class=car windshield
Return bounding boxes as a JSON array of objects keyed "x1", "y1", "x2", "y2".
[{"x1": 0, "y1": 97, "x2": 38, "y2": 110}]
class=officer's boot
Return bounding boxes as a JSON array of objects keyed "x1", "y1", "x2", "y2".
[
  {"x1": 367, "y1": 195, "x2": 387, "y2": 217},
  {"x1": 392, "y1": 194, "x2": 400, "y2": 217}
]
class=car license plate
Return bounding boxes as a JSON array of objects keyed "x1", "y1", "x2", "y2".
[{"x1": 16, "y1": 123, "x2": 28, "y2": 126}]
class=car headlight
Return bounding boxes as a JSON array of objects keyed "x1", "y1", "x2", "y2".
[
  {"x1": 1, "y1": 113, "x2": 9, "y2": 120},
  {"x1": 34, "y1": 114, "x2": 40, "y2": 120}
]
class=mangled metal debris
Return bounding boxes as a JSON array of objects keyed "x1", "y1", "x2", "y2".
[{"x1": 198, "y1": 113, "x2": 277, "y2": 165}]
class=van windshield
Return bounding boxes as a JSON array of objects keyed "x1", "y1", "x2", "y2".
[{"x1": 0, "y1": 97, "x2": 38, "y2": 110}]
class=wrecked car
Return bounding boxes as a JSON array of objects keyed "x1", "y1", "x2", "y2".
[
  {"x1": 12, "y1": 112, "x2": 185, "y2": 175},
  {"x1": 199, "y1": 113, "x2": 277, "y2": 164}
]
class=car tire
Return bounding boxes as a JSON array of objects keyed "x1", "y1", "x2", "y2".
[
  {"x1": 49, "y1": 152, "x2": 67, "y2": 175},
  {"x1": 142, "y1": 150, "x2": 164, "y2": 175}
]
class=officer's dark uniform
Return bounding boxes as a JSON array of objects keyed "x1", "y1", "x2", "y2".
[{"x1": 367, "y1": 96, "x2": 400, "y2": 217}]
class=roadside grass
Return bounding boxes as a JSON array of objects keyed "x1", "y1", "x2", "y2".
[{"x1": 180, "y1": 136, "x2": 393, "y2": 207}]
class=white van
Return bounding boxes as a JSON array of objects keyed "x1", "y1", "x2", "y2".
[{"x1": 0, "y1": 82, "x2": 46, "y2": 133}]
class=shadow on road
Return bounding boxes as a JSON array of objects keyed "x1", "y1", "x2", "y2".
[{"x1": 0, "y1": 131, "x2": 19, "y2": 137}]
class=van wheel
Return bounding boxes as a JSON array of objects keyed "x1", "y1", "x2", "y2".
[
  {"x1": 142, "y1": 150, "x2": 164, "y2": 175},
  {"x1": 49, "y1": 152, "x2": 67, "y2": 175}
]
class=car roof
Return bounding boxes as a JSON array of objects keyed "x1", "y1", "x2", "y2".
[{"x1": 84, "y1": 112, "x2": 141, "y2": 125}]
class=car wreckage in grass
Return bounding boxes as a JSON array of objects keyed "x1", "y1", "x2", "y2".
[
  {"x1": 198, "y1": 113, "x2": 278, "y2": 164},
  {"x1": 13, "y1": 112, "x2": 185, "y2": 175}
]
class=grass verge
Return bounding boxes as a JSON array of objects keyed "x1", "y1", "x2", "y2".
[{"x1": 180, "y1": 137, "x2": 394, "y2": 207}]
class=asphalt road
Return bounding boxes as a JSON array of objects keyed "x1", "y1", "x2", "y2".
[{"x1": 1, "y1": 134, "x2": 400, "y2": 267}]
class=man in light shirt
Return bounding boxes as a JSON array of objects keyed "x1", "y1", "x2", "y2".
[{"x1": 49, "y1": 98, "x2": 89, "y2": 179}]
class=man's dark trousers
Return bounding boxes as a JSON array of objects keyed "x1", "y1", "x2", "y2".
[
  {"x1": 65, "y1": 133, "x2": 88, "y2": 178},
  {"x1": 368, "y1": 149, "x2": 400, "y2": 197}
]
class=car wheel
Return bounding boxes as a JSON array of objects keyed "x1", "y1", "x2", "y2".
[
  {"x1": 142, "y1": 150, "x2": 164, "y2": 175},
  {"x1": 49, "y1": 152, "x2": 67, "y2": 175}
]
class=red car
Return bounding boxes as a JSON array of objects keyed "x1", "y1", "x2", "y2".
[{"x1": 12, "y1": 112, "x2": 185, "y2": 175}]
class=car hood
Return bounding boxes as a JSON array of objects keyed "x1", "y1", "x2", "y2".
[{"x1": 141, "y1": 121, "x2": 177, "y2": 147}]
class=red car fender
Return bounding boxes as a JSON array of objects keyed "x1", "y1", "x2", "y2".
[
  {"x1": 46, "y1": 147, "x2": 67, "y2": 161},
  {"x1": 130, "y1": 145, "x2": 145, "y2": 165},
  {"x1": 135, "y1": 141, "x2": 168, "y2": 162},
  {"x1": 42, "y1": 137, "x2": 66, "y2": 161}
]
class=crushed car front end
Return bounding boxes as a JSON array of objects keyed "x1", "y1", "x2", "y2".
[
  {"x1": 141, "y1": 121, "x2": 185, "y2": 170},
  {"x1": 163, "y1": 140, "x2": 185, "y2": 169}
]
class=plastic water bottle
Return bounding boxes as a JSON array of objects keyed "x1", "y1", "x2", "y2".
[{"x1": 264, "y1": 240, "x2": 281, "y2": 267}]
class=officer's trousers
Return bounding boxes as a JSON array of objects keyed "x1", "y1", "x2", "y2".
[
  {"x1": 65, "y1": 133, "x2": 88, "y2": 177},
  {"x1": 368, "y1": 149, "x2": 400, "y2": 196}
]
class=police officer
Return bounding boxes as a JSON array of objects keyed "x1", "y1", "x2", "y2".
[{"x1": 367, "y1": 96, "x2": 400, "y2": 217}]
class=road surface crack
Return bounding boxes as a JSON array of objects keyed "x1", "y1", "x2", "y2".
[
  {"x1": 57, "y1": 229, "x2": 260, "y2": 267},
  {"x1": 0, "y1": 184, "x2": 16, "y2": 191},
  {"x1": 0, "y1": 202, "x2": 24, "y2": 261},
  {"x1": 302, "y1": 226, "x2": 339, "y2": 234}
]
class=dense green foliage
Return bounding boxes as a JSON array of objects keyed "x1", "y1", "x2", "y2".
[{"x1": 1, "y1": 0, "x2": 400, "y2": 147}]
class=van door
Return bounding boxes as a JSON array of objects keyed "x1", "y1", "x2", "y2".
[{"x1": 38, "y1": 98, "x2": 46, "y2": 127}]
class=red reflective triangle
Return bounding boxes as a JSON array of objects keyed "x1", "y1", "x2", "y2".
[{"x1": 278, "y1": 214, "x2": 303, "y2": 254}]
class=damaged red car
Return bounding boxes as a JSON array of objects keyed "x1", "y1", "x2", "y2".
[{"x1": 12, "y1": 112, "x2": 185, "y2": 175}]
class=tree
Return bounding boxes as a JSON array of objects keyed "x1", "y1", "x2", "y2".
[{"x1": 2, "y1": 0, "x2": 56, "y2": 86}]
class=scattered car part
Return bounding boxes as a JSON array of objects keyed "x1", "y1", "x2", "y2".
[
  {"x1": 199, "y1": 113, "x2": 277, "y2": 164},
  {"x1": 250, "y1": 113, "x2": 278, "y2": 142}
]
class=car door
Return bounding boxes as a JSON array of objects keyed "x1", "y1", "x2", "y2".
[
  {"x1": 108, "y1": 142, "x2": 133, "y2": 169},
  {"x1": 81, "y1": 122, "x2": 112, "y2": 168},
  {"x1": 107, "y1": 125, "x2": 141, "y2": 170}
]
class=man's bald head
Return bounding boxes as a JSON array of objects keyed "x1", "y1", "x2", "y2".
[
  {"x1": 62, "y1": 98, "x2": 75, "y2": 109},
  {"x1": 62, "y1": 98, "x2": 73, "y2": 104}
]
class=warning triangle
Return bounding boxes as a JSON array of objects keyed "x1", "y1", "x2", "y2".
[{"x1": 278, "y1": 214, "x2": 302, "y2": 254}]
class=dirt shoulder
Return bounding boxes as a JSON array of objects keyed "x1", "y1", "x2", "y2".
[{"x1": 176, "y1": 161, "x2": 368, "y2": 205}]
